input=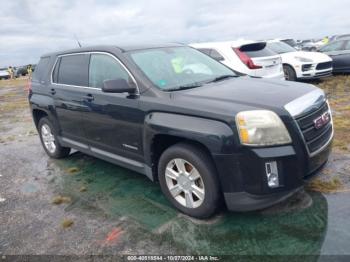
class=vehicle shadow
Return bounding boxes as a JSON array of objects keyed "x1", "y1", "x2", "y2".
[{"x1": 53, "y1": 151, "x2": 328, "y2": 258}]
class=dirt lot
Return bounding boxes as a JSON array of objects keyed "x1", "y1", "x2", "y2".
[{"x1": 0, "y1": 76, "x2": 349, "y2": 259}]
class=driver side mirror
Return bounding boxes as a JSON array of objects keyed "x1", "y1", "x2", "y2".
[{"x1": 102, "y1": 78, "x2": 137, "y2": 94}]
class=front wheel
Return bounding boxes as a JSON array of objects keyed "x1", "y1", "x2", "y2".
[
  {"x1": 158, "y1": 143, "x2": 221, "y2": 218},
  {"x1": 38, "y1": 117, "x2": 71, "y2": 158},
  {"x1": 283, "y1": 65, "x2": 297, "y2": 81}
]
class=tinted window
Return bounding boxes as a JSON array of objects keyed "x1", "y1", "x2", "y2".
[
  {"x1": 57, "y1": 54, "x2": 89, "y2": 86},
  {"x1": 210, "y1": 49, "x2": 224, "y2": 61},
  {"x1": 32, "y1": 57, "x2": 50, "y2": 82},
  {"x1": 343, "y1": 40, "x2": 350, "y2": 50},
  {"x1": 198, "y1": 48, "x2": 211, "y2": 55},
  {"x1": 52, "y1": 57, "x2": 61, "y2": 83},
  {"x1": 89, "y1": 54, "x2": 130, "y2": 88},
  {"x1": 239, "y1": 43, "x2": 276, "y2": 58},
  {"x1": 321, "y1": 41, "x2": 345, "y2": 52}
]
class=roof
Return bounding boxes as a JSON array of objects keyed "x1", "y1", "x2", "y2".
[
  {"x1": 189, "y1": 39, "x2": 264, "y2": 48},
  {"x1": 41, "y1": 43, "x2": 184, "y2": 58}
]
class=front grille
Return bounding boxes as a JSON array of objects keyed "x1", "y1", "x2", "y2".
[
  {"x1": 316, "y1": 61, "x2": 332, "y2": 70},
  {"x1": 295, "y1": 102, "x2": 333, "y2": 154}
]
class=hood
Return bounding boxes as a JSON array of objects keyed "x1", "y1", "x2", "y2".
[
  {"x1": 280, "y1": 51, "x2": 332, "y2": 62},
  {"x1": 172, "y1": 77, "x2": 322, "y2": 117}
]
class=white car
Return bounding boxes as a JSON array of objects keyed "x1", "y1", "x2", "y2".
[
  {"x1": 266, "y1": 40, "x2": 333, "y2": 81},
  {"x1": 0, "y1": 68, "x2": 10, "y2": 80},
  {"x1": 190, "y1": 40, "x2": 284, "y2": 80}
]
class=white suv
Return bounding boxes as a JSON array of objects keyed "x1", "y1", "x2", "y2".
[
  {"x1": 267, "y1": 40, "x2": 332, "y2": 81},
  {"x1": 190, "y1": 40, "x2": 284, "y2": 80}
]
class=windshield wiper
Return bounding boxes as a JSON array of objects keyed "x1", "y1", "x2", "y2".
[
  {"x1": 165, "y1": 83, "x2": 203, "y2": 91},
  {"x1": 206, "y1": 75, "x2": 236, "y2": 83}
]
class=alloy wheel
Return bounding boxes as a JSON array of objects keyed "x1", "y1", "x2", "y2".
[
  {"x1": 165, "y1": 158, "x2": 205, "y2": 209},
  {"x1": 41, "y1": 124, "x2": 56, "y2": 154}
]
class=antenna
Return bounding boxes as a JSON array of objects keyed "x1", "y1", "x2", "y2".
[{"x1": 74, "y1": 34, "x2": 82, "y2": 48}]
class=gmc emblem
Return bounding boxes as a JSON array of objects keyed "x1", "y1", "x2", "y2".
[{"x1": 314, "y1": 112, "x2": 330, "y2": 129}]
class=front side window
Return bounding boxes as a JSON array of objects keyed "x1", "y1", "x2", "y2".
[
  {"x1": 89, "y1": 54, "x2": 130, "y2": 88},
  {"x1": 321, "y1": 41, "x2": 345, "y2": 52},
  {"x1": 128, "y1": 46, "x2": 235, "y2": 91},
  {"x1": 57, "y1": 54, "x2": 89, "y2": 86},
  {"x1": 343, "y1": 40, "x2": 350, "y2": 50}
]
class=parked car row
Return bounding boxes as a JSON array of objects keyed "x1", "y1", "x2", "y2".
[
  {"x1": 0, "y1": 65, "x2": 36, "y2": 80},
  {"x1": 190, "y1": 39, "x2": 335, "y2": 81},
  {"x1": 0, "y1": 68, "x2": 10, "y2": 80}
]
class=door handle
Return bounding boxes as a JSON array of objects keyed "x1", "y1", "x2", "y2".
[
  {"x1": 83, "y1": 94, "x2": 94, "y2": 102},
  {"x1": 50, "y1": 88, "x2": 56, "y2": 95}
]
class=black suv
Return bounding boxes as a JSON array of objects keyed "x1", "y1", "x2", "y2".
[{"x1": 29, "y1": 44, "x2": 333, "y2": 218}]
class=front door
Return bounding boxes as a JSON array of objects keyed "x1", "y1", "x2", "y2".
[{"x1": 80, "y1": 53, "x2": 144, "y2": 163}]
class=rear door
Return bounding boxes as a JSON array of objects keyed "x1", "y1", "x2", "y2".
[
  {"x1": 239, "y1": 43, "x2": 282, "y2": 78},
  {"x1": 50, "y1": 53, "x2": 90, "y2": 144}
]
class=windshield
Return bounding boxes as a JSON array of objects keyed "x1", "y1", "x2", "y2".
[
  {"x1": 267, "y1": 42, "x2": 296, "y2": 54},
  {"x1": 128, "y1": 46, "x2": 236, "y2": 91}
]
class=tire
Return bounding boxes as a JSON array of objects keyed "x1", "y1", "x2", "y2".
[
  {"x1": 283, "y1": 65, "x2": 297, "y2": 81},
  {"x1": 38, "y1": 117, "x2": 70, "y2": 158},
  {"x1": 158, "y1": 143, "x2": 221, "y2": 218}
]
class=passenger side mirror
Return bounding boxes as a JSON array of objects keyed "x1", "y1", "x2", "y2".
[{"x1": 102, "y1": 78, "x2": 136, "y2": 94}]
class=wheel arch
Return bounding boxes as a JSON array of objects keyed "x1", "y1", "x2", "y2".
[
  {"x1": 32, "y1": 109, "x2": 49, "y2": 128},
  {"x1": 143, "y1": 112, "x2": 236, "y2": 181}
]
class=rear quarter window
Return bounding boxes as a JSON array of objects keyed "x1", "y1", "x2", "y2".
[
  {"x1": 239, "y1": 43, "x2": 277, "y2": 58},
  {"x1": 32, "y1": 57, "x2": 50, "y2": 82},
  {"x1": 57, "y1": 54, "x2": 89, "y2": 86}
]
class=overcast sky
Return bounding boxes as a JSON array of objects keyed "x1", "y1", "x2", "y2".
[{"x1": 0, "y1": 0, "x2": 349, "y2": 67}]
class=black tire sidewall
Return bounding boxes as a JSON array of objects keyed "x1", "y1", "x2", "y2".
[
  {"x1": 283, "y1": 65, "x2": 297, "y2": 81},
  {"x1": 38, "y1": 117, "x2": 70, "y2": 158},
  {"x1": 158, "y1": 143, "x2": 221, "y2": 218}
]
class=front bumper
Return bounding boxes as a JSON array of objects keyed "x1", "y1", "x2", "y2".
[
  {"x1": 295, "y1": 64, "x2": 333, "y2": 79},
  {"x1": 214, "y1": 136, "x2": 332, "y2": 212}
]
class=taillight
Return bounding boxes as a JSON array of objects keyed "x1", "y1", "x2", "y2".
[{"x1": 233, "y1": 48, "x2": 262, "y2": 69}]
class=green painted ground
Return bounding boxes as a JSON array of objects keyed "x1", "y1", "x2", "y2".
[{"x1": 54, "y1": 152, "x2": 327, "y2": 257}]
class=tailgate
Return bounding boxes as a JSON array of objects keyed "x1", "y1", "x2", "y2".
[
  {"x1": 251, "y1": 55, "x2": 282, "y2": 77},
  {"x1": 239, "y1": 42, "x2": 282, "y2": 77}
]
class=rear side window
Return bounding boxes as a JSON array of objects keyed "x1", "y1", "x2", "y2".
[
  {"x1": 198, "y1": 48, "x2": 224, "y2": 61},
  {"x1": 239, "y1": 43, "x2": 276, "y2": 58},
  {"x1": 198, "y1": 48, "x2": 211, "y2": 55},
  {"x1": 210, "y1": 49, "x2": 224, "y2": 61},
  {"x1": 32, "y1": 57, "x2": 50, "y2": 82},
  {"x1": 57, "y1": 54, "x2": 89, "y2": 86},
  {"x1": 89, "y1": 54, "x2": 129, "y2": 88}
]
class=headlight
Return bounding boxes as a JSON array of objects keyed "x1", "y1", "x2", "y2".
[
  {"x1": 236, "y1": 110, "x2": 292, "y2": 146},
  {"x1": 294, "y1": 56, "x2": 313, "y2": 63}
]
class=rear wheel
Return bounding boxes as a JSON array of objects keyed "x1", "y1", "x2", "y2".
[
  {"x1": 38, "y1": 117, "x2": 70, "y2": 158},
  {"x1": 158, "y1": 143, "x2": 221, "y2": 218},
  {"x1": 283, "y1": 65, "x2": 297, "y2": 81}
]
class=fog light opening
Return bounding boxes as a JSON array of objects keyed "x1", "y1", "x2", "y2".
[{"x1": 265, "y1": 161, "x2": 279, "y2": 188}]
